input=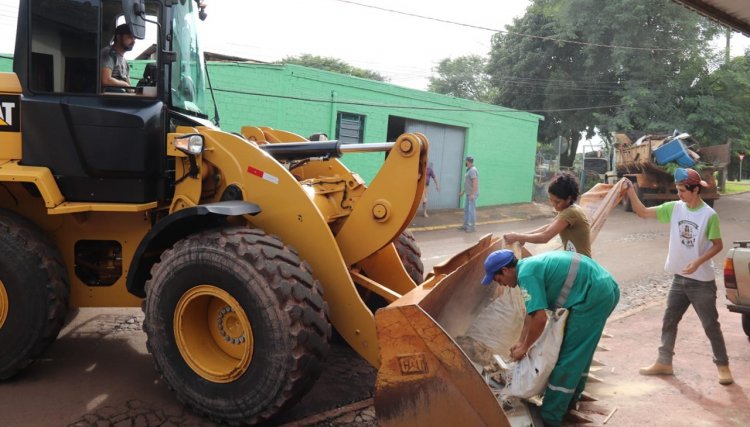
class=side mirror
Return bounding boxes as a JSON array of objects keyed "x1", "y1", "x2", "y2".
[{"x1": 122, "y1": 0, "x2": 147, "y2": 39}]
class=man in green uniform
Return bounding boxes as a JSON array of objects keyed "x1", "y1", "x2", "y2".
[{"x1": 482, "y1": 250, "x2": 620, "y2": 426}]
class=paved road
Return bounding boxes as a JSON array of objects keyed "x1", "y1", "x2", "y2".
[{"x1": 1, "y1": 193, "x2": 748, "y2": 426}]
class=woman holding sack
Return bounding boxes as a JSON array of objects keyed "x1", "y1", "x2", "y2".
[
  {"x1": 504, "y1": 171, "x2": 592, "y2": 257},
  {"x1": 481, "y1": 249, "x2": 619, "y2": 427}
]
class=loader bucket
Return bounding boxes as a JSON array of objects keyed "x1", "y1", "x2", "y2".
[{"x1": 374, "y1": 235, "x2": 535, "y2": 427}]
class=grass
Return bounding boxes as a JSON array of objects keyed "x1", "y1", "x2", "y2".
[{"x1": 721, "y1": 180, "x2": 750, "y2": 195}]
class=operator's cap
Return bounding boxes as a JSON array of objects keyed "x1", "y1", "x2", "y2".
[
  {"x1": 481, "y1": 249, "x2": 516, "y2": 285},
  {"x1": 115, "y1": 23, "x2": 133, "y2": 36},
  {"x1": 674, "y1": 168, "x2": 708, "y2": 188},
  {"x1": 465, "y1": 156, "x2": 474, "y2": 162}
]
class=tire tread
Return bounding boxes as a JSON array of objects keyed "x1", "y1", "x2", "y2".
[{"x1": 143, "y1": 227, "x2": 330, "y2": 425}]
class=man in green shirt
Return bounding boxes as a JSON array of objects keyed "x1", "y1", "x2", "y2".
[{"x1": 482, "y1": 250, "x2": 620, "y2": 426}]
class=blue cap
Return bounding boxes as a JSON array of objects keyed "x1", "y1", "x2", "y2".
[
  {"x1": 481, "y1": 249, "x2": 515, "y2": 285},
  {"x1": 674, "y1": 168, "x2": 708, "y2": 187}
]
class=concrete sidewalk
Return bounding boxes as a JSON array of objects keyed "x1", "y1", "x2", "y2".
[
  {"x1": 407, "y1": 202, "x2": 555, "y2": 232},
  {"x1": 585, "y1": 297, "x2": 750, "y2": 427}
]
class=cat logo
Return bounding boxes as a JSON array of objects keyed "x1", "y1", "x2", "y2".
[{"x1": 0, "y1": 95, "x2": 20, "y2": 132}]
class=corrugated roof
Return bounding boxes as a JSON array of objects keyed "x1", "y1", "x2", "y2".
[{"x1": 673, "y1": 0, "x2": 750, "y2": 35}]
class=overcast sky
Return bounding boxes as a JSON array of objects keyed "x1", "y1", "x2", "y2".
[
  {"x1": 0, "y1": 0, "x2": 531, "y2": 89},
  {"x1": 0, "y1": 0, "x2": 748, "y2": 90}
]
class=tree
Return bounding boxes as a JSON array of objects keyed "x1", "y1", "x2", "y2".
[
  {"x1": 684, "y1": 54, "x2": 750, "y2": 179},
  {"x1": 279, "y1": 54, "x2": 387, "y2": 82},
  {"x1": 428, "y1": 55, "x2": 497, "y2": 102},
  {"x1": 487, "y1": 0, "x2": 720, "y2": 166}
]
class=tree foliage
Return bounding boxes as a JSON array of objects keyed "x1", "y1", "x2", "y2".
[
  {"x1": 685, "y1": 54, "x2": 750, "y2": 178},
  {"x1": 428, "y1": 55, "x2": 497, "y2": 102},
  {"x1": 486, "y1": 0, "x2": 721, "y2": 166},
  {"x1": 280, "y1": 54, "x2": 388, "y2": 82}
]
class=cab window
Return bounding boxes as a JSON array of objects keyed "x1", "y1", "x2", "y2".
[{"x1": 29, "y1": 0, "x2": 100, "y2": 93}]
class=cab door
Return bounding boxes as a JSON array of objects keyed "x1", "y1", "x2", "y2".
[{"x1": 16, "y1": 0, "x2": 167, "y2": 203}]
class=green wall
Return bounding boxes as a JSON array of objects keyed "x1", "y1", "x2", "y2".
[
  {"x1": 208, "y1": 63, "x2": 541, "y2": 206},
  {"x1": 0, "y1": 56, "x2": 11, "y2": 72},
  {"x1": 0, "y1": 58, "x2": 541, "y2": 206}
]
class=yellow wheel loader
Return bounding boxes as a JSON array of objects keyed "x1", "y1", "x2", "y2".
[{"x1": 0, "y1": 1, "x2": 536, "y2": 425}]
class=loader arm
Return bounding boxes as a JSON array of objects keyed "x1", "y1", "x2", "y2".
[
  {"x1": 335, "y1": 133, "x2": 428, "y2": 266},
  {"x1": 241, "y1": 126, "x2": 426, "y2": 295},
  {"x1": 242, "y1": 126, "x2": 429, "y2": 266}
]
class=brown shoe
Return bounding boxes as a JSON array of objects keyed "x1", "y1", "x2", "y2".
[
  {"x1": 718, "y1": 365, "x2": 734, "y2": 385},
  {"x1": 639, "y1": 362, "x2": 673, "y2": 376}
]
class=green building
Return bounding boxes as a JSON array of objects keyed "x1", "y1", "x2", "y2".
[{"x1": 0, "y1": 57, "x2": 540, "y2": 208}]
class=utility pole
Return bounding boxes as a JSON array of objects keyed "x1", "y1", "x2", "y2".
[
  {"x1": 740, "y1": 153, "x2": 745, "y2": 182},
  {"x1": 724, "y1": 27, "x2": 732, "y2": 65},
  {"x1": 726, "y1": 27, "x2": 731, "y2": 65}
]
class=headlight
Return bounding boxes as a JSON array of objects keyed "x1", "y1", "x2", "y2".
[{"x1": 174, "y1": 134, "x2": 204, "y2": 155}]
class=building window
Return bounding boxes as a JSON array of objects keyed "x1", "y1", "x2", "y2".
[{"x1": 336, "y1": 112, "x2": 365, "y2": 144}]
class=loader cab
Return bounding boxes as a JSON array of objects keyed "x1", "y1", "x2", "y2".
[{"x1": 13, "y1": 0, "x2": 215, "y2": 204}]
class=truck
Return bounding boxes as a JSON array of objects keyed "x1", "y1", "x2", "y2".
[
  {"x1": 612, "y1": 133, "x2": 729, "y2": 211},
  {"x1": 0, "y1": 1, "x2": 534, "y2": 425},
  {"x1": 724, "y1": 241, "x2": 750, "y2": 337}
]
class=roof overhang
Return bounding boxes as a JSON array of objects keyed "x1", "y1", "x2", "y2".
[{"x1": 672, "y1": 0, "x2": 750, "y2": 36}]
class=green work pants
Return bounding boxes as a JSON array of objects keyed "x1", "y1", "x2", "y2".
[{"x1": 540, "y1": 278, "x2": 620, "y2": 426}]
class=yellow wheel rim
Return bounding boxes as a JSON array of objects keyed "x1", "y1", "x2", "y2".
[
  {"x1": 0, "y1": 279, "x2": 7, "y2": 329},
  {"x1": 174, "y1": 285, "x2": 254, "y2": 383}
]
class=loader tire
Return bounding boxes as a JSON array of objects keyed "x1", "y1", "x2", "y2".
[
  {"x1": 394, "y1": 230, "x2": 424, "y2": 285},
  {"x1": 143, "y1": 227, "x2": 331, "y2": 426},
  {"x1": 0, "y1": 209, "x2": 69, "y2": 380},
  {"x1": 743, "y1": 313, "x2": 750, "y2": 338}
]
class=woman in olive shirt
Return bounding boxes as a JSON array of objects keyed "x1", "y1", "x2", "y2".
[{"x1": 504, "y1": 171, "x2": 592, "y2": 257}]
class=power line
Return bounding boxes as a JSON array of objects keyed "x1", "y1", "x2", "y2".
[
  {"x1": 330, "y1": 0, "x2": 680, "y2": 52},
  {"x1": 211, "y1": 85, "x2": 625, "y2": 114}
]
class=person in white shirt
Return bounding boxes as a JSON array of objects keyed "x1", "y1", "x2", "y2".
[{"x1": 623, "y1": 167, "x2": 732, "y2": 385}]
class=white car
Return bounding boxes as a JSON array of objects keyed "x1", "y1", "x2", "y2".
[{"x1": 724, "y1": 241, "x2": 750, "y2": 336}]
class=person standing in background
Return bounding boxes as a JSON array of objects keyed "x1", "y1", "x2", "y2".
[
  {"x1": 422, "y1": 162, "x2": 440, "y2": 217},
  {"x1": 458, "y1": 156, "x2": 479, "y2": 232}
]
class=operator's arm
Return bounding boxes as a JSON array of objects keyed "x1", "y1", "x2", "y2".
[
  {"x1": 505, "y1": 218, "x2": 568, "y2": 245},
  {"x1": 510, "y1": 309, "x2": 547, "y2": 361},
  {"x1": 625, "y1": 182, "x2": 657, "y2": 219},
  {"x1": 100, "y1": 67, "x2": 131, "y2": 89},
  {"x1": 471, "y1": 175, "x2": 479, "y2": 199}
]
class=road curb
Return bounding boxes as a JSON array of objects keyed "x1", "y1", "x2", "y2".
[
  {"x1": 610, "y1": 299, "x2": 664, "y2": 322},
  {"x1": 408, "y1": 216, "x2": 525, "y2": 232}
]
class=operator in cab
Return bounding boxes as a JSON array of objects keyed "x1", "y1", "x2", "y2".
[{"x1": 100, "y1": 23, "x2": 134, "y2": 91}]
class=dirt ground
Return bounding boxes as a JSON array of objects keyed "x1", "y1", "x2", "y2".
[{"x1": 1, "y1": 192, "x2": 749, "y2": 426}]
